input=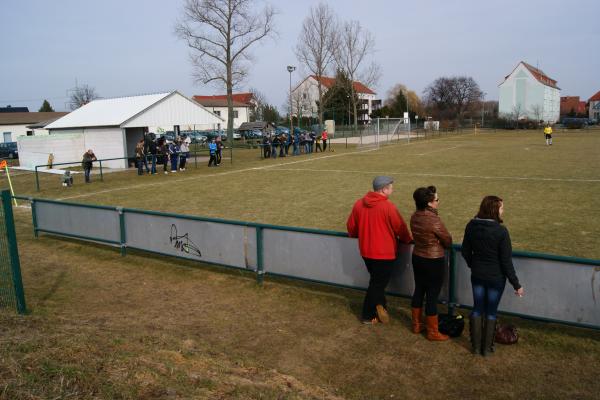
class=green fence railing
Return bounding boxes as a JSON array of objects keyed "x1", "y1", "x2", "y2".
[
  {"x1": 18, "y1": 194, "x2": 600, "y2": 330},
  {"x1": 0, "y1": 190, "x2": 26, "y2": 314},
  {"x1": 33, "y1": 151, "x2": 211, "y2": 191}
]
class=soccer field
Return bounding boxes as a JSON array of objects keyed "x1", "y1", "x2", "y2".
[
  {"x1": 2, "y1": 128, "x2": 600, "y2": 399},
  {"x1": 8, "y1": 128, "x2": 599, "y2": 259}
]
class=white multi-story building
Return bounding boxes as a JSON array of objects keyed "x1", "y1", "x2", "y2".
[
  {"x1": 193, "y1": 93, "x2": 253, "y2": 129},
  {"x1": 498, "y1": 61, "x2": 560, "y2": 123},
  {"x1": 291, "y1": 75, "x2": 380, "y2": 124},
  {"x1": 588, "y1": 90, "x2": 600, "y2": 122}
]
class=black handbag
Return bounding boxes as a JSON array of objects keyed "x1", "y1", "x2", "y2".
[{"x1": 438, "y1": 313, "x2": 465, "y2": 337}]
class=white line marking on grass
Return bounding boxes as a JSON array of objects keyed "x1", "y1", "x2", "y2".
[
  {"x1": 412, "y1": 145, "x2": 462, "y2": 156},
  {"x1": 271, "y1": 168, "x2": 600, "y2": 183},
  {"x1": 56, "y1": 148, "x2": 380, "y2": 201}
]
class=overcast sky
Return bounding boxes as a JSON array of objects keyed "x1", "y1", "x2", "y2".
[{"x1": 2, "y1": 0, "x2": 599, "y2": 112}]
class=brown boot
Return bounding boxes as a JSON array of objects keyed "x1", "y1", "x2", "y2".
[
  {"x1": 426, "y1": 315, "x2": 449, "y2": 341},
  {"x1": 411, "y1": 308, "x2": 425, "y2": 333}
]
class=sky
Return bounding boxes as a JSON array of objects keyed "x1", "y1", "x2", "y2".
[{"x1": 1, "y1": 0, "x2": 599, "y2": 112}]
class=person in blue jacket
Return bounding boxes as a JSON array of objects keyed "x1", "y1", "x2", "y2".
[
  {"x1": 208, "y1": 139, "x2": 218, "y2": 167},
  {"x1": 169, "y1": 139, "x2": 179, "y2": 173}
]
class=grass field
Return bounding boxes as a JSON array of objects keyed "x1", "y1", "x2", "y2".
[
  {"x1": 6, "y1": 128, "x2": 600, "y2": 258},
  {"x1": 1, "y1": 128, "x2": 599, "y2": 399}
]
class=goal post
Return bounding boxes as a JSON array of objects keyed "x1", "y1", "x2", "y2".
[{"x1": 374, "y1": 116, "x2": 415, "y2": 146}]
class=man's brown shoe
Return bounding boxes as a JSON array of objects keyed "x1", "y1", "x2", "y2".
[{"x1": 376, "y1": 305, "x2": 390, "y2": 324}]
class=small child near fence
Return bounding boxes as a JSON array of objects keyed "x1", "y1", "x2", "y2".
[{"x1": 61, "y1": 170, "x2": 73, "y2": 187}]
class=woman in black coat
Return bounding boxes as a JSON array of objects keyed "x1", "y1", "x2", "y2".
[{"x1": 462, "y1": 195, "x2": 524, "y2": 356}]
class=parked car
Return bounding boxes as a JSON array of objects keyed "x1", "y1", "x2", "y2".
[
  {"x1": 157, "y1": 132, "x2": 175, "y2": 143},
  {"x1": 0, "y1": 142, "x2": 18, "y2": 159},
  {"x1": 276, "y1": 126, "x2": 290, "y2": 135},
  {"x1": 241, "y1": 129, "x2": 263, "y2": 139},
  {"x1": 183, "y1": 131, "x2": 207, "y2": 144},
  {"x1": 203, "y1": 130, "x2": 228, "y2": 141}
]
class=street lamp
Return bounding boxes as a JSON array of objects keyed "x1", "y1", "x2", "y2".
[
  {"x1": 287, "y1": 65, "x2": 296, "y2": 136},
  {"x1": 346, "y1": 94, "x2": 350, "y2": 128},
  {"x1": 481, "y1": 92, "x2": 486, "y2": 128}
]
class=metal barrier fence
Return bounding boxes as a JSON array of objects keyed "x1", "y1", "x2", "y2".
[
  {"x1": 21, "y1": 196, "x2": 600, "y2": 330},
  {"x1": 33, "y1": 151, "x2": 210, "y2": 191},
  {"x1": 0, "y1": 191, "x2": 26, "y2": 314}
]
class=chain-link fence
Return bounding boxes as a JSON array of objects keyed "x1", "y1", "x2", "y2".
[{"x1": 0, "y1": 190, "x2": 26, "y2": 314}]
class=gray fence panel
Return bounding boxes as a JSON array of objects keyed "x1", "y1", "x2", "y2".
[
  {"x1": 262, "y1": 230, "x2": 367, "y2": 287},
  {"x1": 262, "y1": 230, "x2": 449, "y2": 299},
  {"x1": 124, "y1": 212, "x2": 257, "y2": 270},
  {"x1": 454, "y1": 255, "x2": 600, "y2": 326},
  {"x1": 35, "y1": 202, "x2": 120, "y2": 243}
]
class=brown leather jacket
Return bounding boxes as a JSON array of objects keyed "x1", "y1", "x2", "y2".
[{"x1": 410, "y1": 208, "x2": 452, "y2": 259}]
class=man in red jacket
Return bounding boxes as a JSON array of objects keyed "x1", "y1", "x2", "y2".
[{"x1": 347, "y1": 176, "x2": 412, "y2": 324}]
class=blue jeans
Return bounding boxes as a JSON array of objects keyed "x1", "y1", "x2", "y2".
[
  {"x1": 471, "y1": 276, "x2": 506, "y2": 320},
  {"x1": 141, "y1": 155, "x2": 149, "y2": 173},
  {"x1": 170, "y1": 154, "x2": 178, "y2": 171},
  {"x1": 293, "y1": 143, "x2": 299, "y2": 155},
  {"x1": 84, "y1": 167, "x2": 91, "y2": 183},
  {"x1": 151, "y1": 154, "x2": 157, "y2": 174}
]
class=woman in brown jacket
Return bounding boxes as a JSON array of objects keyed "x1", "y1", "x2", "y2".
[{"x1": 410, "y1": 186, "x2": 453, "y2": 341}]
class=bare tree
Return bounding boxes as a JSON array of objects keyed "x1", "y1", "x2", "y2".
[
  {"x1": 249, "y1": 87, "x2": 267, "y2": 121},
  {"x1": 68, "y1": 84, "x2": 99, "y2": 110},
  {"x1": 510, "y1": 103, "x2": 523, "y2": 127},
  {"x1": 289, "y1": 86, "x2": 312, "y2": 126},
  {"x1": 423, "y1": 76, "x2": 482, "y2": 121},
  {"x1": 295, "y1": 2, "x2": 337, "y2": 127},
  {"x1": 333, "y1": 20, "x2": 378, "y2": 129},
  {"x1": 451, "y1": 77, "x2": 482, "y2": 121},
  {"x1": 530, "y1": 104, "x2": 543, "y2": 123},
  {"x1": 175, "y1": 0, "x2": 276, "y2": 141}
]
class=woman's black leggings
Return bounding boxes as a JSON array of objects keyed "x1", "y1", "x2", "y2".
[{"x1": 411, "y1": 254, "x2": 446, "y2": 316}]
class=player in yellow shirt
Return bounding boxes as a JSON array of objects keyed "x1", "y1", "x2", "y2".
[{"x1": 544, "y1": 124, "x2": 553, "y2": 146}]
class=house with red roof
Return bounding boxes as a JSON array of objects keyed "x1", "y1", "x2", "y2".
[
  {"x1": 192, "y1": 93, "x2": 254, "y2": 129},
  {"x1": 588, "y1": 90, "x2": 600, "y2": 122},
  {"x1": 291, "y1": 75, "x2": 380, "y2": 124},
  {"x1": 498, "y1": 61, "x2": 560, "y2": 123}
]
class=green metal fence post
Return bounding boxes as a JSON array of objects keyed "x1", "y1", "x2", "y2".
[
  {"x1": 256, "y1": 227, "x2": 264, "y2": 286},
  {"x1": 117, "y1": 207, "x2": 126, "y2": 256},
  {"x1": 99, "y1": 160, "x2": 104, "y2": 182},
  {"x1": 448, "y1": 247, "x2": 457, "y2": 315},
  {"x1": 2, "y1": 191, "x2": 26, "y2": 314},
  {"x1": 35, "y1": 166, "x2": 40, "y2": 191},
  {"x1": 30, "y1": 198, "x2": 38, "y2": 238},
  {"x1": 194, "y1": 150, "x2": 198, "y2": 169}
]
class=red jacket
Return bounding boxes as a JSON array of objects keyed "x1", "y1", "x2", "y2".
[{"x1": 347, "y1": 192, "x2": 412, "y2": 260}]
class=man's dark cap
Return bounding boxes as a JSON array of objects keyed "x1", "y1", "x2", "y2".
[{"x1": 373, "y1": 176, "x2": 394, "y2": 191}]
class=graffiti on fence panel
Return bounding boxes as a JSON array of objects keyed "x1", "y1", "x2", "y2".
[{"x1": 169, "y1": 224, "x2": 202, "y2": 258}]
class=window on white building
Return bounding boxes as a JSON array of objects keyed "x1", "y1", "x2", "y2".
[
  {"x1": 233, "y1": 111, "x2": 239, "y2": 118},
  {"x1": 214, "y1": 110, "x2": 221, "y2": 117}
]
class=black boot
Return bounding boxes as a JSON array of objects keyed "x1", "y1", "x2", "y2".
[
  {"x1": 482, "y1": 318, "x2": 497, "y2": 356},
  {"x1": 470, "y1": 315, "x2": 483, "y2": 355}
]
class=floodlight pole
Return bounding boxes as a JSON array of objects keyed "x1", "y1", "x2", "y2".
[
  {"x1": 405, "y1": 89, "x2": 411, "y2": 144},
  {"x1": 287, "y1": 65, "x2": 296, "y2": 137},
  {"x1": 481, "y1": 92, "x2": 486, "y2": 128}
]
